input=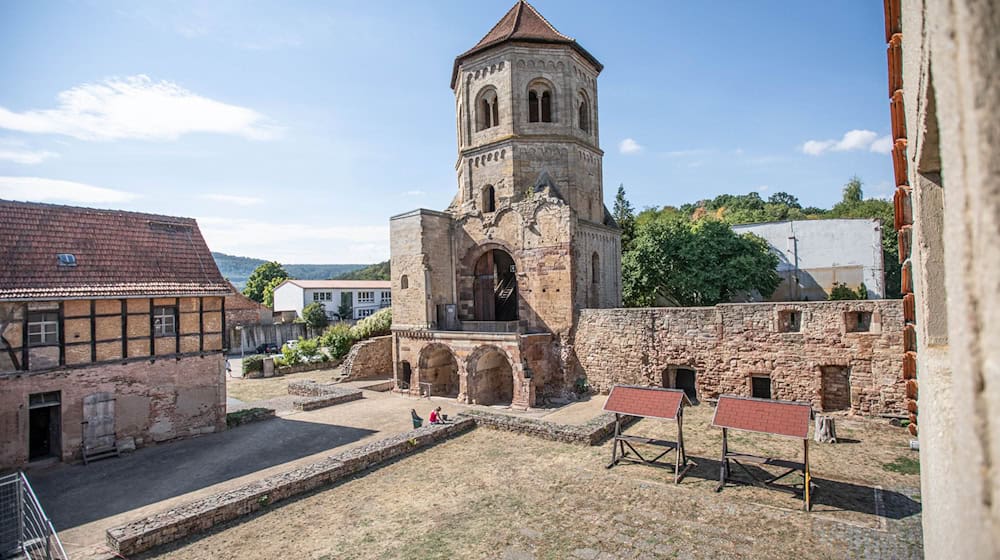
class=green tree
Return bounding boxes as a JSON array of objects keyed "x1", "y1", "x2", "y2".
[
  {"x1": 243, "y1": 261, "x2": 289, "y2": 303},
  {"x1": 842, "y1": 176, "x2": 864, "y2": 204},
  {"x1": 301, "y1": 302, "x2": 329, "y2": 328},
  {"x1": 768, "y1": 192, "x2": 802, "y2": 209},
  {"x1": 622, "y1": 217, "x2": 780, "y2": 307},
  {"x1": 335, "y1": 261, "x2": 390, "y2": 280},
  {"x1": 612, "y1": 184, "x2": 637, "y2": 251},
  {"x1": 261, "y1": 276, "x2": 284, "y2": 308}
]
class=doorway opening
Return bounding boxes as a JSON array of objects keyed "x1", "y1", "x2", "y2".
[
  {"x1": 473, "y1": 249, "x2": 518, "y2": 321},
  {"x1": 28, "y1": 391, "x2": 61, "y2": 462}
]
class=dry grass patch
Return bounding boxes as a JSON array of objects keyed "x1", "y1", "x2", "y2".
[
  {"x1": 147, "y1": 404, "x2": 921, "y2": 559},
  {"x1": 226, "y1": 367, "x2": 344, "y2": 403}
]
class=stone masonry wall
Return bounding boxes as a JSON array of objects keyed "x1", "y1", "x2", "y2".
[
  {"x1": 573, "y1": 300, "x2": 905, "y2": 416},
  {"x1": 0, "y1": 353, "x2": 226, "y2": 468},
  {"x1": 341, "y1": 335, "x2": 393, "y2": 381}
]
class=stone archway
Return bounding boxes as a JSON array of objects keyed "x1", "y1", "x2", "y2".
[
  {"x1": 473, "y1": 249, "x2": 518, "y2": 322},
  {"x1": 467, "y1": 346, "x2": 514, "y2": 406},
  {"x1": 418, "y1": 344, "x2": 459, "y2": 398}
]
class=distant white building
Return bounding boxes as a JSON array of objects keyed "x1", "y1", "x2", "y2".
[
  {"x1": 731, "y1": 218, "x2": 884, "y2": 301},
  {"x1": 272, "y1": 279, "x2": 392, "y2": 321}
]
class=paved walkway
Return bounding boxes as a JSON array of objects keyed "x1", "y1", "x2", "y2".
[{"x1": 29, "y1": 387, "x2": 601, "y2": 559}]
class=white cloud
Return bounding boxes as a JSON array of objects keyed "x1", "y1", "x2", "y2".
[
  {"x1": 402, "y1": 190, "x2": 426, "y2": 196},
  {"x1": 196, "y1": 216, "x2": 389, "y2": 263},
  {"x1": 662, "y1": 148, "x2": 712, "y2": 158},
  {"x1": 198, "y1": 193, "x2": 263, "y2": 206},
  {"x1": 618, "y1": 138, "x2": 643, "y2": 155},
  {"x1": 869, "y1": 135, "x2": 894, "y2": 154},
  {"x1": 0, "y1": 176, "x2": 138, "y2": 204},
  {"x1": 756, "y1": 185, "x2": 770, "y2": 192},
  {"x1": 0, "y1": 149, "x2": 57, "y2": 164},
  {"x1": 801, "y1": 129, "x2": 887, "y2": 156},
  {"x1": 0, "y1": 75, "x2": 279, "y2": 142}
]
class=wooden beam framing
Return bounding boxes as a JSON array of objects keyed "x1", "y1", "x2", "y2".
[{"x1": 90, "y1": 299, "x2": 97, "y2": 363}]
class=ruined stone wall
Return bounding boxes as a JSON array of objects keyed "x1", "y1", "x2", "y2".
[
  {"x1": 573, "y1": 220, "x2": 622, "y2": 309},
  {"x1": 389, "y1": 210, "x2": 455, "y2": 330},
  {"x1": 341, "y1": 335, "x2": 393, "y2": 380},
  {"x1": 573, "y1": 300, "x2": 905, "y2": 416},
  {"x1": 0, "y1": 353, "x2": 226, "y2": 468}
]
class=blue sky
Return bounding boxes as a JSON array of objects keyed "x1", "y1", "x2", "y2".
[{"x1": 0, "y1": 0, "x2": 893, "y2": 264}]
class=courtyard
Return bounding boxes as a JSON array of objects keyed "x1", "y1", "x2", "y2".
[{"x1": 137, "y1": 397, "x2": 921, "y2": 559}]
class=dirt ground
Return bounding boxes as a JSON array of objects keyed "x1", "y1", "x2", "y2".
[{"x1": 145, "y1": 404, "x2": 923, "y2": 560}]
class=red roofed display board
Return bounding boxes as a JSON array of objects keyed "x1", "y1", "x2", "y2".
[
  {"x1": 604, "y1": 385, "x2": 687, "y2": 420},
  {"x1": 604, "y1": 386, "x2": 692, "y2": 483},
  {"x1": 711, "y1": 396, "x2": 812, "y2": 439},
  {"x1": 711, "y1": 395, "x2": 815, "y2": 511}
]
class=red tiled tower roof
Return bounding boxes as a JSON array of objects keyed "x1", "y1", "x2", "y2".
[
  {"x1": 0, "y1": 199, "x2": 231, "y2": 300},
  {"x1": 451, "y1": 0, "x2": 602, "y2": 88}
]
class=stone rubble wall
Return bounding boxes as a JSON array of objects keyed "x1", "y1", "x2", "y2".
[
  {"x1": 573, "y1": 300, "x2": 906, "y2": 416},
  {"x1": 462, "y1": 409, "x2": 636, "y2": 446},
  {"x1": 287, "y1": 380, "x2": 363, "y2": 411},
  {"x1": 341, "y1": 335, "x2": 393, "y2": 381},
  {"x1": 106, "y1": 418, "x2": 477, "y2": 557}
]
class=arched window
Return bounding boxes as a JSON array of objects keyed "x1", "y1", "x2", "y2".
[
  {"x1": 482, "y1": 185, "x2": 496, "y2": 213},
  {"x1": 578, "y1": 91, "x2": 591, "y2": 132},
  {"x1": 591, "y1": 252, "x2": 600, "y2": 284},
  {"x1": 527, "y1": 82, "x2": 553, "y2": 123},
  {"x1": 400, "y1": 274, "x2": 409, "y2": 289},
  {"x1": 476, "y1": 88, "x2": 499, "y2": 131}
]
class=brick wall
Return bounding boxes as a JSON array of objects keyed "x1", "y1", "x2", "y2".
[
  {"x1": 0, "y1": 353, "x2": 226, "y2": 468},
  {"x1": 573, "y1": 300, "x2": 905, "y2": 416}
]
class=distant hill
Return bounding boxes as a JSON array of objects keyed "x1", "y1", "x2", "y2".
[
  {"x1": 211, "y1": 252, "x2": 367, "y2": 289},
  {"x1": 335, "y1": 261, "x2": 390, "y2": 280}
]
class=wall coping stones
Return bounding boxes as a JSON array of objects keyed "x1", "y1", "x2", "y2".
[
  {"x1": 287, "y1": 380, "x2": 363, "y2": 411},
  {"x1": 461, "y1": 409, "x2": 637, "y2": 446},
  {"x1": 105, "y1": 418, "x2": 476, "y2": 557}
]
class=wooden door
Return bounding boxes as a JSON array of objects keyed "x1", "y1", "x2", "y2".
[
  {"x1": 82, "y1": 392, "x2": 116, "y2": 453},
  {"x1": 473, "y1": 251, "x2": 495, "y2": 321}
]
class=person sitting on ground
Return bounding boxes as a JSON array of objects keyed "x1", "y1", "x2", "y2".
[
  {"x1": 410, "y1": 409, "x2": 423, "y2": 429},
  {"x1": 429, "y1": 406, "x2": 445, "y2": 424}
]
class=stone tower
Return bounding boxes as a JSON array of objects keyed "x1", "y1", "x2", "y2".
[{"x1": 389, "y1": 1, "x2": 621, "y2": 407}]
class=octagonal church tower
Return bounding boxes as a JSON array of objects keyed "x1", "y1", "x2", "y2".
[{"x1": 390, "y1": 1, "x2": 621, "y2": 408}]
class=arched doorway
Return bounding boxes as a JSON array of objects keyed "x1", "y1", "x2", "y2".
[
  {"x1": 468, "y1": 347, "x2": 514, "y2": 406},
  {"x1": 473, "y1": 249, "x2": 518, "y2": 321},
  {"x1": 418, "y1": 345, "x2": 459, "y2": 398},
  {"x1": 397, "y1": 360, "x2": 412, "y2": 389}
]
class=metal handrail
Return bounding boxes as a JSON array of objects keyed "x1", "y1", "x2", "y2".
[{"x1": 0, "y1": 472, "x2": 67, "y2": 560}]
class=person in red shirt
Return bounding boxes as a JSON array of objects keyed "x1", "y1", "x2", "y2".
[{"x1": 429, "y1": 406, "x2": 444, "y2": 424}]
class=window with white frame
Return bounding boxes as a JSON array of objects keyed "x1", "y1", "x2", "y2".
[
  {"x1": 358, "y1": 308, "x2": 375, "y2": 318},
  {"x1": 27, "y1": 312, "x2": 59, "y2": 346},
  {"x1": 357, "y1": 291, "x2": 375, "y2": 304},
  {"x1": 153, "y1": 306, "x2": 177, "y2": 336},
  {"x1": 313, "y1": 292, "x2": 320, "y2": 301},
  {"x1": 381, "y1": 291, "x2": 391, "y2": 305}
]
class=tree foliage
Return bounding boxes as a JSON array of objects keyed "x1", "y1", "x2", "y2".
[
  {"x1": 335, "y1": 261, "x2": 390, "y2": 280},
  {"x1": 612, "y1": 184, "x2": 637, "y2": 251},
  {"x1": 301, "y1": 302, "x2": 329, "y2": 328},
  {"x1": 261, "y1": 276, "x2": 284, "y2": 308},
  {"x1": 623, "y1": 217, "x2": 781, "y2": 307},
  {"x1": 243, "y1": 261, "x2": 289, "y2": 303}
]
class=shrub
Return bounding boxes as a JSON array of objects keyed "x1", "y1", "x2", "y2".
[
  {"x1": 302, "y1": 302, "x2": 329, "y2": 328},
  {"x1": 281, "y1": 342, "x2": 302, "y2": 366},
  {"x1": 297, "y1": 337, "x2": 322, "y2": 362},
  {"x1": 320, "y1": 323, "x2": 356, "y2": 359},
  {"x1": 243, "y1": 354, "x2": 265, "y2": 374},
  {"x1": 829, "y1": 282, "x2": 867, "y2": 300},
  {"x1": 350, "y1": 307, "x2": 392, "y2": 340}
]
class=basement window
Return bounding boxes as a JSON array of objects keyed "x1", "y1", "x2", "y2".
[
  {"x1": 751, "y1": 375, "x2": 772, "y2": 399},
  {"x1": 56, "y1": 253, "x2": 76, "y2": 267}
]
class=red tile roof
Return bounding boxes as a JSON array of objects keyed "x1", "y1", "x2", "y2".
[
  {"x1": 0, "y1": 199, "x2": 231, "y2": 300},
  {"x1": 451, "y1": 0, "x2": 603, "y2": 88},
  {"x1": 711, "y1": 396, "x2": 812, "y2": 440},
  {"x1": 603, "y1": 385, "x2": 688, "y2": 420}
]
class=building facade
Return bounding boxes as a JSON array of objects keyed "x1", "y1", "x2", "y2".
[
  {"x1": 272, "y1": 279, "x2": 392, "y2": 321},
  {"x1": 731, "y1": 218, "x2": 885, "y2": 301},
  {"x1": 390, "y1": 1, "x2": 622, "y2": 408},
  {"x1": 0, "y1": 200, "x2": 231, "y2": 468},
  {"x1": 885, "y1": 0, "x2": 1000, "y2": 556}
]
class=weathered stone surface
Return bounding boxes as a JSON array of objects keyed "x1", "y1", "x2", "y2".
[
  {"x1": 572, "y1": 300, "x2": 906, "y2": 416},
  {"x1": 105, "y1": 418, "x2": 476, "y2": 557},
  {"x1": 462, "y1": 409, "x2": 635, "y2": 446},
  {"x1": 287, "y1": 380, "x2": 363, "y2": 411},
  {"x1": 341, "y1": 335, "x2": 392, "y2": 380}
]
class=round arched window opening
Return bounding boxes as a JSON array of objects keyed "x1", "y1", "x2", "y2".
[
  {"x1": 527, "y1": 81, "x2": 553, "y2": 123},
  {"x1": 400, "y1": 274, "x2": 409, "y2": 289},
  {"x1": 476, "y1": 87, "x2": 500, "y2": 131},
  {"x1": 482, "y1": 185, "x2": 496, "y2": 213}
]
